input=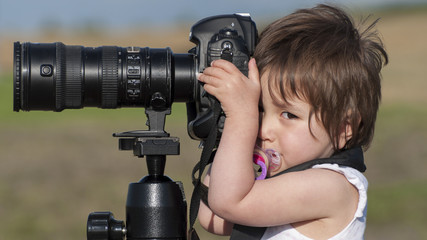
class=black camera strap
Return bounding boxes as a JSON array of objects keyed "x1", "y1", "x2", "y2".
[
  {"x1": 230, "y1": 146, "x2": 366, "y2": 240},
  {"x1": 189, "y1": 100, "x2": 222, "y2": 240}
]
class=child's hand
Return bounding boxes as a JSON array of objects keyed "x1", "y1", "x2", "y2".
[{"x1": 197, "y1": 58, "x2": 260, "y2": 120}]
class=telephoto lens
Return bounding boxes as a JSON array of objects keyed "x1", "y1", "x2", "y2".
[{"x1": 13, "y1": 42, "x2": 196, "y2": 112}]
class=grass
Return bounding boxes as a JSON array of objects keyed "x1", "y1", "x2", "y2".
[
  {"x1": 369, "y1": 180, "x2": 427, "y2": 225},
  {"x1": 367, "y1": 180, "x2": 427, "y2": 239},
  {"x1": 0, "y1": 72, "x2": 196, "y2": 240},
  {"x1": 362, "y1": 102, "x2": 427, "y2": 239}
]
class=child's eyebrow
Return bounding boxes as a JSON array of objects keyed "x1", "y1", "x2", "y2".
[
  {"x1": 272, "y1": 97, "x2": 292, "y2": 109},
  {"x1": 275, "y1": 99, "x2": 307, "y2": 115}
]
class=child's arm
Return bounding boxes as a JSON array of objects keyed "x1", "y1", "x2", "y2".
[
  {"x1": 198, "y1": 167, "x2": 234, "y2": 235},
  {"x1": 197, "y1": 58, "x2": 259, "y2": 234}
]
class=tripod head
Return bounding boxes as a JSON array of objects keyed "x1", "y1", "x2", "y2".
[
  {"x1": 87, "y1": 107, "x2": 187, "y2": 240},
  {"x1": 114, "y1": 108, "x2": 180, "y2": 177}
]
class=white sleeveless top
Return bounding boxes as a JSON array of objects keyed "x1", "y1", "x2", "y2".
[{"x1": 261, "y1": 164, "x2": 368, "y2": 240}]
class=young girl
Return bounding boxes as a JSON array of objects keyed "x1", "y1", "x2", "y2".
[{"x1": 197, "y1": 4, "x2": 388, "y2": 240}]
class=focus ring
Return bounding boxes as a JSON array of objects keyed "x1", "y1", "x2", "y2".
[
  {"x1": 101, "y1": 47, "x2": 118, "y2": 108},
  {"x1": 13, "y1": 42, "x2": 22, "y2": 112},
  {"x1": 55, "y1": 42, "x2": 66, "y2": 110},
  {"x1": 64, "y1": 45, "x2": 83, "y2": 108}
]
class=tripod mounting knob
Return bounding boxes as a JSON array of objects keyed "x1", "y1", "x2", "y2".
[{"x1": 87, "y1": 212, "x2": 125, "y2": 240}]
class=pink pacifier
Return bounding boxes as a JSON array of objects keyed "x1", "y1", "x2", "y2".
[{"x1": 253, "y1": 146, "x2": 282, "y2": 180}]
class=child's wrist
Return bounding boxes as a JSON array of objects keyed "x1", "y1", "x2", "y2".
[{"x1": 225, "y1": 108, "x2": 259, "y2": 122}]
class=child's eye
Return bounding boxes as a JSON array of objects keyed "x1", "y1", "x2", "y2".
[{"x1": 281, "y1": 112, "x2": 298, "y2": 119}]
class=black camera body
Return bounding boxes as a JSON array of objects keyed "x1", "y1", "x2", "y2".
[
  {"x1": 13, "y1": 13, "x2": 257, "y2": 141},
  {"x1": 190, "y1": 13, "x2": 257, "y2": 75},
  {"x1": 187, "y1": 13, "x2": 257, "y2": 140}
]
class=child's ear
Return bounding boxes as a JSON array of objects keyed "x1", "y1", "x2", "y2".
[
  {"x1": 338, "y1": 110, "x2": 359, "y2": 149},
  {"x1": 338, "y1": 121, "x2": 352, "y2": 149}
]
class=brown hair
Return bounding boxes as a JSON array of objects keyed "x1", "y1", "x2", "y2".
[{"x1": 254, "y1": 4, "x2": 388, "y2": 151}]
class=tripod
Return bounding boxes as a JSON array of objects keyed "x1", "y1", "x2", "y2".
[{"x1": 87, "y1": 108, "x2": 187, "y2": 240}]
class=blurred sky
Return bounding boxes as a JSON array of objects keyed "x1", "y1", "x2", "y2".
[{"x1": 0, "y1": 0, "x2": 425, "y2": 33}]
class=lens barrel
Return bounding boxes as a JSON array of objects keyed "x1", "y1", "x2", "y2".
[{"x1": 13, "y1": 42, "x2": 196, "y2": 112}]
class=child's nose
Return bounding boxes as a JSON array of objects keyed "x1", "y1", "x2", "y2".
[{"x1": 258, "y1": 116, "x2": 274, "y2": 142}]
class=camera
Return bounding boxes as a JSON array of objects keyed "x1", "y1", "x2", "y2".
[
  {"x1": 13, "y1": 13, "x2": 257, "y2": 141},
  {"x1": 13, "y1": 14, "x2": 258, "y2": 240}
]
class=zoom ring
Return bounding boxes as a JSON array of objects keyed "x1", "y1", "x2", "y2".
[
  {"x1": 101, "y1": 47, "x2": 119, "y2": 108},
  {"x1": 55, "y1": 43, "x2": 83, "y2": 110}
]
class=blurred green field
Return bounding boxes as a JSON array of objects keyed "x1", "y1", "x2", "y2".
[{"x1": 1, "y1": 6, "x2": 427, "y2": 240}]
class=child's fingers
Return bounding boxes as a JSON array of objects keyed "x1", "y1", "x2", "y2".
[
  {"x1": 198, "y1": 73, "x2": 215, "y2": 85},
  {"x1": 198, "y1": 75, "x2": 222, "y2": 98},
  {"x1": 248, "y1": 58, "x2": 260, "y2": 83},
  {"x1": 198, "y1": 73, "x2": 225, "y2": 91},
  {"x1": 201, "y1": 66, "x2": 229, "y2": 80},
  {"x1": 211, "y1": 59, "x2": 240, "y2": 75},
  {"x1": 201, "y1": 82, "x2": 216, "y2": 96}
]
